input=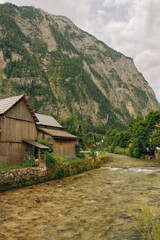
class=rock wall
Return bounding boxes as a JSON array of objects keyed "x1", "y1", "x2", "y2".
[{"x1": 0, "y1": 167, "x2": 47, "y2": 187}]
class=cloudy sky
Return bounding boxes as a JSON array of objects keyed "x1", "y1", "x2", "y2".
[{"x1": 1, "y1": 0, "x2": 160, "y2": 102}]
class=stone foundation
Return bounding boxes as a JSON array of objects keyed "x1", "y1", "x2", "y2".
[{"x1": 0, "y1": 167, "x2": 47, "y2": 186}]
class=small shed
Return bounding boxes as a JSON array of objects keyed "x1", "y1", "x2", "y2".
[
  {"x1": 36, "y1": 113, "x2": 78, "y2": 158},
  {"x1": 0, "y1": 95, "x2": 48, "y2": 166}
]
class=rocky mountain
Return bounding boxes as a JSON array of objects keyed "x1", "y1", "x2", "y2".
[{"x1": 0, "y1": 3, "x2": 159, "y2": 131}]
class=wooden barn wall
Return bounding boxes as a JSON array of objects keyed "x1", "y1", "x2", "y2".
[
  {"x1": 6, "y1": 99, "x2": 34, "y2": 122},
  {"x1": 0, "y1": 142, "x2": 34, "y2": 166},
  {"x1": 0, "y1": 99, "x2": 37, "y2": 165},
  {"x1": 37, "y1": 130, "x2": 76, "y2": 158},
  {"x1": 53, "y1": 139, "x2": 76, "y2": 158},
  {"x1": 0, "y1": 117, "x2": 36, "y2": 142}
]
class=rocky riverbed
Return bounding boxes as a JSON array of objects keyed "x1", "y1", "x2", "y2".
[{"x1": 0, "y1": 153, "x2": 160, "y2": 240}]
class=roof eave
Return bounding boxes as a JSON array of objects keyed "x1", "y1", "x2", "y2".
[{"x1": 22, "y1": 95, "x2": 39, "y2": 122}]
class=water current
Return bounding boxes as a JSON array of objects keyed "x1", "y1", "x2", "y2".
[{"x1": 0, "y1": 153, "x2": 160, "y2": 240}]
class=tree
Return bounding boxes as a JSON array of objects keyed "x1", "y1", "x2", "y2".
[{"x1": 129, "y1": 110, "x2": 160, "y2": 157}]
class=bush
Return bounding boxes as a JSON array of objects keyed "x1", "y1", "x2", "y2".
[
  {"x1": 46, "y1": 152, "x2": 57, "y2": 166},
  {"x1": 130, "y1": 202, "x2": 160, "y2": 239},
  {"x1": 35, "y1": 137, "x2": 53, "y2": 153},
  {"x1": 113, "y1": 146, "x2": 130, "y2": 156},
  {"x1": 76, "y1": 152, "x2": 85, "y2": 158},
  {"x1": 19, "y1": 159, "x2": 38, "y2": 167},
  {"x1": 97, "y1": 153, "x2": 109, "y2": 162},
  {"x1": 105, "y1": 145, "x2": 114, "y2": 153}
]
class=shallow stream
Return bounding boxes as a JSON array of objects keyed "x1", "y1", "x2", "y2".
[{"x1": 0, "y1": 153, "x2": 160, "y2": 240}]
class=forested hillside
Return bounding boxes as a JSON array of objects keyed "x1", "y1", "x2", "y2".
[{"x1": 0, "y1": 3, "x2": 159, "y2": 134}]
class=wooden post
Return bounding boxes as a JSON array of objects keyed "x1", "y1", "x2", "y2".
[
  {"x1": 44, "y1": 150, "x2": 46, "y2": 162},
  {"x1": 38, "y1": 148, "x2": 41, "y2": 161}
]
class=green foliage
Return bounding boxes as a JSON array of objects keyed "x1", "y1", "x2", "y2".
[
  {"x1": 5, "y1": 56, "x2": 48, "y2": 79},
  {"x1": 0, "y1": 159, "x2": 38, "y2": 171},
  {"x1": 59, "y1": 114, "x2": 78, "y2": 135},
  {"x1": 64, "y1": 158, "x2": 87, "y2": 163},
  {"x1": 150, "y1": 130, "x2": 160, "y2": 148},
  {"x1": 49, "y1": 25, "x2": 78, "y2": 53},
  {"x1": 129, "y1": 111, "x2": 160, "y2": 157},
  {"x1": 104, "y1": 110, "x2": 160, "y2": 158},
  {"x1": 105, "y1": 127, "x2": 119, "y2": 146},
  {"x1": 20, "y1": 6, "x2": 43, "y2": 21},
  {"x1": 35, "y1": 138, "x2": 53, "y2": 153},
  {"x1": 76, "y1": 152, "x2": 85, "y2": 158},
  {"x1": 0, "y1": 3, "x2": 18, "y2": 16},
  {"x1": 46, "y1": 152, "x2": 57, "y2": 166},
  {"x1": 19, "y1": 159, "x2": 38, "y2": 167},
  {"x1": 113, "y1": 146, "x2": 130, "y2": 156},
  {"x1": 131, "y1": 85, "x2": 149, "y2": 109},
  {"x1": 32, "y1": 39, "x2": 48, "y2": 57},
  {"x1": 0, "y1": 165, "x2": 22, "y2": 171},
  {"x1": 130, "y1": 202, "x2": 160, "y2": 240},
  {"x1": 113, "y1": 131, "x2": 130, "y2": 148},
  {"x1": 105, "y1": 145, "x2": 115, "y2": 153}
]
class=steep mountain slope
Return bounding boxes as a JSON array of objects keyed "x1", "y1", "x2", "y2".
[{"x1": 0, "y1": 3, "x2": 159, "y2": 131}]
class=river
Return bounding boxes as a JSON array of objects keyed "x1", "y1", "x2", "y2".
[{"x1": 0, "y1": 153, "x2": 160, "y2": 240}]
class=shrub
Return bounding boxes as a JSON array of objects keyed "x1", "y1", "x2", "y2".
[
  {"x1": 113, "y1": 146, "x2": 130, "y2": 156},
  {"x1": 46, "y1": 152, "x2": 57, "y2": 166},
  {"x1": 105, "y1": 145, "x2": 114, "y2": 153},
  {"x1": 76, "y1": 152, "x2": 85, "y2": 158},
  {"x1": 130, "y1": 202, "x2": 160, "y2": 240},
  {"x1": 19, "y1": 159, "x2": 38, "y2": 167},
  {"x1": 35, "y1": 137, "x2": 53, "y2": 153},
  {"x1": 97, "y1": 153, "x2": 109, "y2": 162}
]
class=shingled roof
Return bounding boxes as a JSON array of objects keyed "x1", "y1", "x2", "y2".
[
  {"x1": 0, "y1": 95, "x2": 38, "y2": 122},
  {"x1": 38, "y1": 127, "x2": 78, "y2": 140},
  {"x1": 36, "y1": 113, "x2": 62, "y2": 128}
]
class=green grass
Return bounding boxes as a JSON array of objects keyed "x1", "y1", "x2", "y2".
[
  {"x1": 64, "y1": 158, "x2": 89, "y2": 164},
  {"x1": 0, "y1": 159, "x2": 38, "y2": 171},
  {"x1": 0, "y1": 165, "x2": 24, "y2": 171}
]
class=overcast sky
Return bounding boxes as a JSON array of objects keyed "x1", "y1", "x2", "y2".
[{"x1": 1, "y1": 0, "x2": 160, "y2": 102}]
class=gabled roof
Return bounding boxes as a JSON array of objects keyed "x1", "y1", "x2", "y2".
[
  {"x1": 36, "y1": 113, "x2": 62, "y2": 128},
  {"x1": 0, "y1": 95, "x2": 38, "y2": 122},
  {"x1": 23, "y1": 139, "x2": 49, "y2": 149},
  {"x1": 38, "y1": 127, "x2": 78, "y2": 140}
]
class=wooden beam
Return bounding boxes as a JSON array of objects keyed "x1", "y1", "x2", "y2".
[
  {"x1": 44, "y1": 150, "x2": 46, "y2": 161},
  {"x1": 38, "y1": 148, "x2": 41, "y2": 161}
]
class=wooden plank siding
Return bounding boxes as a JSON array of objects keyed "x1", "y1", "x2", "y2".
[
  {"x1": 0, "y1": 99, "x2": 37, "y2": 165},
  {"x1": 0, "y1": 142, "x2": 33, "y2": 165},
  {"x1": 53, "y1": 139, "x2": 76, "y2": 158},
  {"x1": 0, "y1": 118, "x2": 36, "y2": 142},
  {"x1": 37, "y1": 129, "x2": 76, "y2": 158},
  {"x1": 6, "y1": 99, "x2": 34, "y2": 122}
]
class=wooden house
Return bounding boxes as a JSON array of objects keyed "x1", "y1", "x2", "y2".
[
  {"x1": 36, "y1": 113, "x2": 78, "y2": 158},
  {"x1": 0, "y1": 95, "x2": 48, "y2": 166}
]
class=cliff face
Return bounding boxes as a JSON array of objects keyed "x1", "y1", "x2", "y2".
[{"x1": 0, "y1": 3, "x2": 159, "y2": 129}]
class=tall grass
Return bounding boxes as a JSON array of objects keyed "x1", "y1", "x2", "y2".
[{"x1": 130, "y1": 202, "x2": 160, "y2": 240}]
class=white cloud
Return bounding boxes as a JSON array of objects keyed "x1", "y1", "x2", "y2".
[
  {"x1": 114, "y1": 0, "x2": 130, "y2": 5},
  {"x1": 102, "y1": 0, "x2": 114, "y2": 8}
]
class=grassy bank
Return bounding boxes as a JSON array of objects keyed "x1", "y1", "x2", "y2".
[{"x1": 0, "y1": 153, "x2": 109, "y2": 192}]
